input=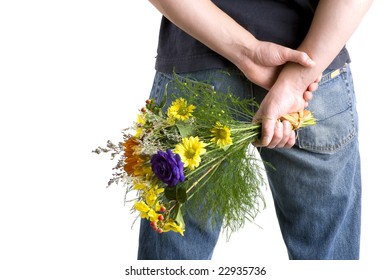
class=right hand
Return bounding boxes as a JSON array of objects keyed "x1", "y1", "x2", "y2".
[
  {"x1": 251, "y1": 64, "x2": 322, "y2": 149},
  {"x1": 236, "y1": 41, "x2": 316, "y2": 90}
]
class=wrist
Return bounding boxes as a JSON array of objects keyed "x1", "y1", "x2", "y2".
[
  {"x1": 227, "y1": 34, "x2": 258, "y2": 71},
  {"x1": 277, "y1": 62, "x2": 320, "y2": 94}
]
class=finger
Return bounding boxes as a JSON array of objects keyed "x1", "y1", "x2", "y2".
[
  {"x1": 267, "y1": 121, "x2": 283, "y2": 148},
  {"x1": 285, "y1": 49, "x2": 315, "y2": 67},
  {"x1": 285, "y1": 130, "x2": 296, "y2": 148},
  {"x1": 307, "y1": 82, "x2": 318, "y2": 92},
  {"x1": 303, "y1": 90, "x2": 313, "y2": 102},
  {"x1": 260, "y1": 117, "x2": 276, "y2": 147},
  {"x1": 251, "y1": 139, "x2": 262, "y2": 147},
  {"x1": 275, "y1": 120, "x2": 293, "y2": 148}
]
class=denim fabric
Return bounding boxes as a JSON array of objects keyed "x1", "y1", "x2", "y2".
[{"x1": 137, "y1": 66, "x2": 361, "y2": 260}]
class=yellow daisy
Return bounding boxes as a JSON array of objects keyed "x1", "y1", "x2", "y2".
[
  {"x1": 174, "y1": 136, "x2": 206, "y2": 170},
  {"x1": 167, "y1": 98, "x2": 196, "y2": 121},
  {"x1": 210, "y1": 122, "x2": 233, "y2": 148}
]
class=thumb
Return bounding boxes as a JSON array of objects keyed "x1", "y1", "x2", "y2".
[
  {"x1": 260, "y1": 117, "x2": 276, "y2": 147},
  {"x1": 287, "y1": 49, "x2": 315, "y2": 67}
]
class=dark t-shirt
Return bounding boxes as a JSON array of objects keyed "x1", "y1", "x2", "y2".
[{"x1": 155, "y1": 0, "x2": 350, "y2": 73}]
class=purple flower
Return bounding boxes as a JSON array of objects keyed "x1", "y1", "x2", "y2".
[{"x1": 151, "y1": 149, "x2": 185, "y2": 187}]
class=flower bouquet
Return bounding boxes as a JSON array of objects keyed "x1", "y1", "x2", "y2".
[{"x1": 93, "y1": 75, "x2": 316, "y2": 236}]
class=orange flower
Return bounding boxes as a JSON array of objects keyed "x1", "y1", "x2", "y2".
[{"x1": 123, "y1": 137, "x2": 146, "y2": 177}]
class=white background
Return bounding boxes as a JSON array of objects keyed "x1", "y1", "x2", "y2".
[{"x1": 1, "y1": 1, "x2": 388, "y2": 279}]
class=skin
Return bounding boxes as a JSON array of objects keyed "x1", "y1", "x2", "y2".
[{"x1": 149, "y1": 0, "x2": 373, "y2": 148}]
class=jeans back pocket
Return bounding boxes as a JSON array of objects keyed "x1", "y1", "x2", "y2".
[{"x1": 297, "y1": 65, "x2": 358, "y2": 154}]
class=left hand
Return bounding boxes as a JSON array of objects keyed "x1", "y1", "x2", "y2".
[{"x1": 252, "y1": 74, "x2": 321, "y2": 148}]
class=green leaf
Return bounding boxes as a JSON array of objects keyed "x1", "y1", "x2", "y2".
[
  {"x1": 176, "y1": 185, "x2": 187, "y2": 203},
  {"x1": 164, "y1": 186, "x2": 176, "y2": 201},
  {"x1": 164, "y1": 184, "x2": 187, "y2": 203},
  {"x1": 174, "y1": 205, "x2": 185, "y2": 228},
  {"x1": 175, "y1": 121, "x2": 196, "y2": 137}
]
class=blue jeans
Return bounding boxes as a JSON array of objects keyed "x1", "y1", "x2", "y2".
[{"x1": 137, "y1": 65, "x2": 361, "y2": 260}]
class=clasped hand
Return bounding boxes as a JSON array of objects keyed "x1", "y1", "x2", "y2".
[{"x1": 235, "y1": 41, "x2": 320, "y2": 149}]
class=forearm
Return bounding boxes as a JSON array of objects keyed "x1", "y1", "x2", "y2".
[
  {"x1": 254, "y1": 0, "x2": 372, "y2": 148},
  {"x1": 148, "y1": 0, "x2": 257, "y2": 68},
  {"x1": 277, "y1": 0, "x2": 373, "y2": 88}
]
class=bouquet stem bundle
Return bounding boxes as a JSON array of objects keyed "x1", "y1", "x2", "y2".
[{"x1": 93, "y1": 75, "x2": 316, "y2": 236}]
